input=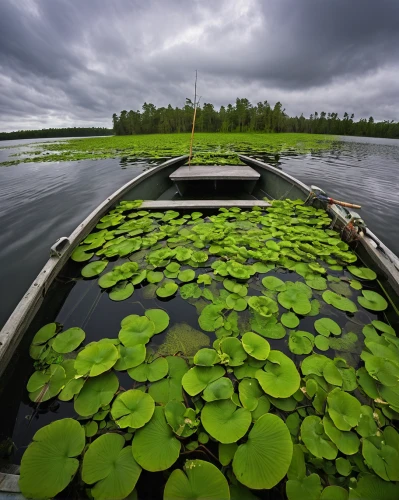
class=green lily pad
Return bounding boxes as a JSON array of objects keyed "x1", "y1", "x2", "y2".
[
  {"x1": 71, "y1": 245, "x2": 94, "y2": 262},
  {"x1": 74, "y1": 372, "x2": 119, "y2": 416},
  {"x1": 219, "y1": 443, "x2": 238, "y2": 466},
  {"x1": 201, "y1": 399, "x2": 251, "y2": 444},
  {"x1": 114, "y1": 344, "x2": 146, "y2": 371},
  {"x1": 372, "y1": 320, "x2": 395, "y2": 335},
  {"x1": 19, "y1": 419, "x2": 85, "y2": 499},
  {"x1": 301, "y1": 416, "x2": 337, "y2": 459},
  {"x1": 148, "y1": 356, "x2": 188, "y2": 404},
  {"x1": 164, "y1": 401, "x2": 199, "y2": 437},
  {"x1": 348, "y1": 474, "x2": 399, "y2": 500},
  {"x1": 98, "y1": 262, "x2": 139, "y2": 288},
  {"x1": 156, "y1": 281, "x2": 179, "y2": 297},
  {"x1": 128, "y1": 357, "x2": 169, "y2": 382},
  {"x1": 314, "y1": 318, "x2": 341, "y2": 337},
  {"x1": 322, "y1": 291, "x2": 357, "y2": 313},
  {"x1": 182, "y1": 366, "x2": 225, "y2": 396},
  {"x1": 181, "y1": 282, "x2": 202, "y2": 299},
  {"x1": 320, "y1": 487, "x2": 348, "y2": 500},
  {"x1": 81, "y1": 260, "x2": 108, "y2": 278},
  {"x1": 327, "y1": 388, "x2": 361, "y2": 430},
  {"x1": 241, "y1": 332, "x2": 270, "y2": 360},
  {"x1": 175, "y1": 247, "x2": 193, "y2": 261},
  {"x1": 58, "y1": 360, "x2": 85, "y2": 401},
  {"x1": 82, "y1": 433, "x2": 141, "y2": 500},
  {"x1": 256, "y1": 350, "x2": 300, "y2": 398},
  {"x1": 239, "y1": 378, "x2": 263, "y2": 411},
  {"x1": 194, "y1": 348, "x2": 219, "y2": 366},
  {"x1": 315, "y1": 335, "x2": 330, "y2": 351},
  {"x1": 164, "y1": 459, "x2": 230, "y2": 500},
  {"x1": 281, "y1": 312, "x2": 300, "y2": 329},
  {"x1": 218, "y1": 337, "x2": 247, "y2": 366},
  {"x1": 75, "y1": 341, "x2": 119, "y2": 377},
  {"x1": 288, "y1": 330, "x2": 314, "y2": 355},
  {"x1": 248, "y1": 296, "x2": 279, "y2": 318},
  {"x1": 119, "y1": 316, "x2": 155, "y2": 346},
  {"x1": 286, "y1": 474, "x2": 322, "y2": 500},
  {"x1": 262, "y1": 276, "x2": 287, "y2": 292},
  {"x1": 31, "y1": 323, "x2": 58, "y2": 345},
  {"x1": 108, "y1": 281, "x2": 134, "y2": 301},
  {"x1": 27, "y1": 364, "x2": 66, "y2": 402},
  {"x1": 111, "y1": 390, "x2": 155, "y2": 429},
  {"x1": 191, "y1": 251, "x2": 208, "y2": 263},
  {"x1": 347, "y1": 266, "x2": 377, "y2": 280},
  {"x1": 358, "y1": 290, "x2": 388, "y2": 311},
  {"x1": 144, "y1": 309, "x2": 169, "y2": 333},
  {"x1": 52, "y1": 327, "x2": 85, "y2": 354},
  {"x1": 335, "y1": 457, "x2": 351, "y2": 477},
  {"x1": 178, "y1": 269, "x2": 196, "y2": 282},
  {"x1": 306, "y1": 276, "x2": 327, "y2": 290},
  {"x1": 233, "y1": 413, "x2": 293, "y2": 489},
  {"x1": 362, "y1": 431, "x2": 399, "y2": 481},
  {"x1": 226, "y1": 293, "x2": 247, "y2": 311},
  {"x1": 197, "y1": 273, "x2": 212, "y2": 285},
  {"x1": 323, "y1": 414, "x2": 360, "y2": 455},
  {"x1": 278, "y1": 287, "x2": 312, "y2": 315},
  {"x1": 202, "y1": 377, "x2": 234, "y2": 402},
  {"x1": 147, "y1": 270, "x2": 164, "y2": 283},
  {"x1": 132, "y1": 406, "x2": 180, "y2": 471},
  {"x1": 223, "y1": 278, "x2": 248, "y2": 296}
]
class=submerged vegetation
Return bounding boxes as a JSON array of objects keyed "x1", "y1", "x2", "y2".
[
  {"x1": 0, "y1": 132, "x2": 335, "y2": 167},
  {"x1": 15, "y1": 198, "x2": 399, "y2": 499}
]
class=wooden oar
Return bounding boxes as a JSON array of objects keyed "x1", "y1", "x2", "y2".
[{"x1": 317, "y1": 194, "x2": 361, "y2": 209}]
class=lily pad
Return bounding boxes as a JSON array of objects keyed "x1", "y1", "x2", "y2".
[
  {"x1": 52, "y1": 327, "x2": 85, "y2": 354},
  {"x1": 241, "y1": 332, "x2": 270, "y2": 360},
  {"x1": 31, "y1": 323, "x2": 58, "y2": 345},
  {"x1": 323, "y1": 414, "x2": 360, "y2": 455},
  {"x1": 218, "y1": 337, "x2": 247, "y2": 366},
  {"x1": 128, "y1": 356, "x2": 169, "y2": 382},
  {"x1": 74, "y1": 372, "x2": 119, "y2": 416},
  {"x1": 19, "y1": 419, "x2": 85, "y2": 500},
  {"x1": 178, "y1": 269, "x2": 196, "y2": 282},
  {"x1": 262, "y1": 276, "x2": 286, "y2": 292},
  {"x1": 144, "y1": 309, "x2": 169, "y2": 333},
  {"x1": 194, "y1": 348, "x2": 219, "y2": 366},
  {"x1": 164, "y1": 459, "x2": 230, "y2": 500},
  {"x1": 71, "y1": 245, "x2": 94, "y2": 262},
  {"x1": 75, "y1": 341, "x2": 119, "y2": 377},
  {"x1": 81, "y1": 260, "x2": 108, "y2": 278},
  {"x1": 347, "y1": 266, "x2": 377, "y2": 280},
  {"x1": 201, "y1": 399, "x2": 251, "y2": 443},
  {"x1": 148, "y1": 356, "x2": 188, "y2": 404},
  {"x1": 132, "y1": 406, "x2": 180, "y2": 471},
  {"x1": 314, "y1": 318, "x2": 341, "y2": 337},
  {"x1": 286, "y1": 474, "x2": 322, "y2": 500},
  {"x1": 358, "y1": 290, "x2": 388, "y2": 311},
  {"x1": 239, "y1": 378, "x2": 263, "y2": 411},
  {"x1": 315, "y1": 335, "x2": 330, "y2": 351},
  {"x1": 301, "y1": 416, "x2": 337, "y2": 460},
  {"x1": 348, "y1": 474, "x2": 399, "y2": 500},
  {"x1": 288, "y1": 330, "x2": 314, "y2": 355},
  {"x1": 202, "y1": 377, "x2": 234, "y2": 402},
  {"x1": 147, "y1": 270, "x2": 164, "y2": 283},
  {"x1": 119, "y1": 316, "x2": 155, "y2": 346},
  {"x1": 248, "y1": 296, "x2": 279, "y2": 318},
  {"x1": 182, "y1": 366, "x2": 225, "y2": 396},
  {"x1": 281, "y1": 312, "x2": 300, "y2": 329},
  {"x1": 165, "y1": 401, "x2": 199, "y2": 437},
  {"x1": 256, "y1": 350, "x2": 300, "y2": 398},
  {"x1": 226, "y1": 293, "x2": 247, "y2": 311},
  {"x1": 327, "y1": 388, "x2": 361, "y2": 430},
  {"x1": 198, "y1": 304, "x2": 225, "y2": 332},
  {"x1": 111, "y1": 390, "x2": 155, "y2": 429},
  {"x1": 233, "y1": 413, "x2": 293, "y2": 489},
  {"x1": 82, "y1": 433, "x2": 141, "y2": 500},
  {"x1": 156, "y1": 281, "x2": 179, "y2": 298},
  {"x1": 278, "y1": 287, "x2": 312, "y2": 315},
  {"x1": 109, "y1": 281, "x2": 134, "y2": 301},
  {"x1": 322, "y1": 291, "x2": 357, "y2": 313}
]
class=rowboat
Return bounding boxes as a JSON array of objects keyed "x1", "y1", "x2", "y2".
[{"x1": 1, "y1": 154, "x2": 398, "y2": 499}]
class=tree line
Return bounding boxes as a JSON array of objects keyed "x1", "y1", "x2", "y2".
[
  {"x1": 113, "y1": 99, "x2": 399, "y2": 139},
  {"x1": 0, "y1": 127, "x2": 113, "y2": 141}
]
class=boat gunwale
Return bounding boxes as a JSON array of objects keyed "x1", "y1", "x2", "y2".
[{"x1": 0, "y1": 155, "x2": 188, "y2": 378}]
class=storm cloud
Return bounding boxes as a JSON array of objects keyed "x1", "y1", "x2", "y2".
[{"x1": 0, "y1": 0, "x2": 398, "y2": 131}]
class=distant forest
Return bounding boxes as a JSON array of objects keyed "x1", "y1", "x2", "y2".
[
  {"x1": 0, "y1": 127, "x2": 113, "y2": 141},
  {"x1": 113, "y1": 99, "x2": 399, "y2": 139}
]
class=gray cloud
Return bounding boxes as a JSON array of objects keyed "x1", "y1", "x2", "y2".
[{"x1": 0, "y1": 0, "x2": 398, "y2": 131}]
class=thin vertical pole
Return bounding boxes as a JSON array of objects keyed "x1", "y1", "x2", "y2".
[{"x1": 188, "y1": 70, "x2": 198, "y2": 167}]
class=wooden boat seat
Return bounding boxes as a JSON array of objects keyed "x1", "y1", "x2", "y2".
[
  {"x1": 169, "y1": 165, "x2": 260, "y2": 195},
  {"x1": 141, "y1": 200, "x2": 271, "y2": 209}
]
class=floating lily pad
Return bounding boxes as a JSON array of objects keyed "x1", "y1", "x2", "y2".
[
  {"x1": 119, "y1": 316, "x2": 155, "y2": 346},
  {"x1": 315, "y1": 335, "x2": 330, "y2": 351},
  {"x1": 248, "y1": 296, "x2": 279, "y2": 318},
  {"x1": 132, "y1": 406, "x2": 180, "y2": 471},
  {"x1": 202, "y1": 377, "x2": 234, "y2": 402},
  {"x1": 278, "y1": 287, "x2": 312, "y2": 315},
  {"x1": 156, "y1": 281, "x2": 178, "y2": 298},
  {"x1": 322, "y1": 291, "x2": 357, "y2": 313},
  {"x1": 114, "y1": 344, "x2": 146, "y2": 371},
  {"x1": 218, "y1": 337, "x2": 247, "y2": 366},
  {"x1": 233, "y1": 413, "x2": 293, "y2": 489},
  {"x1": 314, "y1": 318, "x2": 341, "y2": 337},
  {"x1": 306, "y1": 276, "x2": 328, "y2": 290},
  {"x1": 182, "y1": 366, "x2": 225, "y2": 396},
  {"x1": 327, "y1": 388, "x2": 361, "y2": 430},
  {"x1": 193, "y1": 348, "x2": 219, "y2": 366},
  {"x1": 323, "y1": 414, "x2": 360, "y2": 455},
  {"x1": 256, "y1": 350, "x2": 300, "y2": 398},
  {"x1": 75, "y1": 341, "x2": 119, "y2": 377},
  {"x1": 197, "y1": 273, "x2": 212, "y2": 285},
  {"x1": 27, "y1": 364, "x2": 66, "y2": 402},
  {"x1": 286, "y1": 474, "x2": 322, "y2": 500},
  {"x1": 71, "y1": 245, "x2": 94, "y2": 262},
  {"x1": 288, "y1": 330, "x2": 314, "y2": 355},
  {"x1": 358, "y1": 290, "x2": 388, "y2": 311},
  {"x1": 165, "y1": 401, "x2": 199, "y2": 437},
  {"x1": 109, "y1": 281, "x2": 134, "y2": 301},
  {"x1": 301, "y1": 416, "x2": 337, "y2": 460},
  {"x1": 241, "y1": 332, "x2": 270, "y2": 360},
  {"x1": 148, "y1": 356, "x2": 188, "y2": 404},
  {"x1": 262, "y1": 276, "x2": 286, "y2": 292},
  {"x1": 191, "y1": 251, "x2": 208, "y2": 263},
  {"x1": 81, "y1": 260, "x2": 108, "y2": 278},
  {"x1": 164, "y1": 460, "x2": 230, "y2": 500},
  {"x1": 347, "y1": 266, "x2": 377, "y2": 280},
  {"x1": 348, "y1": 474, "x2": 399, "y2": 500},
  {"x1": 31, "y1": 323, "x2": 58, "y2": 345},
  {"x1": 144, "y1": 309, "x2": 169, "y2": 333},
  {"x1": 201, "y1": 399, "x2": 251, "y2": 443},
  {"x1": 178, "y1": 269, "x2": 196, "y2": 282},
  {"x1": 147, "y1": 270, "x2": 164, "y2": 283},
  {"x1": 19, "y1": 419, "x2": 85, "y2": 500},
  {"x1": 281, "y1": 312, "x2": 300, "y2": 329},
  {"x1": 82, "y1": 433, "x2": 141, "y2": 500},
  {"x1": 111, "y1": 390, "x2": 155, "y2": 429},
  {"x1": 52, "y1": 327, "x2": 85, "y2": 354},
  {"x1": 74, "y1": 372, "x2": 119, "y2": 416},
  {"x1": 226, "y1": 293, "x2": 247, "y2": 311},
  {"x1": 128, "y1": 357, "x2": 169, "y2": 382},
  {"x1": 239, "y1": 378, "x2": 263, "y2": 411}
]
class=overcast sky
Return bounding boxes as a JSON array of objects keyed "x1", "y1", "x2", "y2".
[{"x1": 0, "y1": 0, "x2": 398, "y2": 132}]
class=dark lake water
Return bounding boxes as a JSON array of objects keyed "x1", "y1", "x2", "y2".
[{"x1": 0, "y1": 135, "x2": 398, "y2": 330}]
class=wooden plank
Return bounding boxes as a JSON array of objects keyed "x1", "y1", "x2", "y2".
[
  {"x1": 141, "y1": 200, "x2": 270, "y2": 209},
  {"x1": 0, "y1": 473, "x2": 20, "y2": 493},
  {"x1": 170, "y1": 165, "x2": 260, "y2": 181}
]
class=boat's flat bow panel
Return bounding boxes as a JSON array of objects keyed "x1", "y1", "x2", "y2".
[{"x1": 170, "y1": 165, "x2": 260, "y2": 180}]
